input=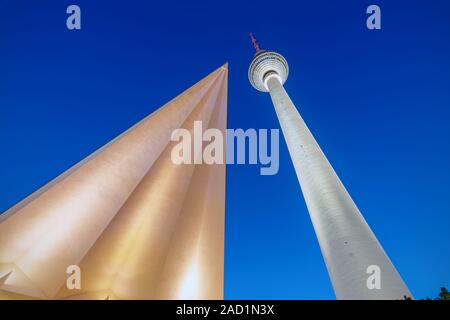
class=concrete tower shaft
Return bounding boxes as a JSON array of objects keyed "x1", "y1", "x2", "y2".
[
  {"x1": 265, "y1": 76, "x2": 411, "y2": 299},
  {"x1": 248, "y1": 35, "x2": 412, "y2": 299}
]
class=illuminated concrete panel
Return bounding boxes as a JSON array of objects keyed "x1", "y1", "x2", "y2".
[{"x1": 0, "y1": 64, "x2": 228, "y2": 300}]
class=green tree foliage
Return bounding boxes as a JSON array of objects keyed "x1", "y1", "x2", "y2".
[{"x1": 437, "y1": 287, "x2": 450, "y2": 300}]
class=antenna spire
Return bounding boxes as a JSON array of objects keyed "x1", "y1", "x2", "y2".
[{"x1": 249, "y1": 32, "x2": 261, "y2": 53}]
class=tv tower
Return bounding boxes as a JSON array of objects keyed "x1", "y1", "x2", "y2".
[{"x1": 248, "y1": 33, "x2": 412, "y2": 299}]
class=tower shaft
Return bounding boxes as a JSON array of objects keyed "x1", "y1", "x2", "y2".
[{"x1": 266, "y1": 76, "x2": 411, "y2": 299}]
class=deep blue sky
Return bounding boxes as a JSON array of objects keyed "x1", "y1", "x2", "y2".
[{"x1": 1, "y1": 0, "x2": 449, "y2": 299}]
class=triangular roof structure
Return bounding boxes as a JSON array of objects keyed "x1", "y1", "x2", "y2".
[{"x1": 0, "y1": 64, "x2": 228, "y2": 299}]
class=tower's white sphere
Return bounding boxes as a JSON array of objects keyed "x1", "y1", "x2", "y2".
[{"x1": 248, "y1": 50, "x2": 289, "y2": 92}]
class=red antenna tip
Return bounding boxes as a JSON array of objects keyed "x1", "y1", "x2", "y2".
[{"x1": 249, "y1": 32, "x2": 261, "y2": 53}]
